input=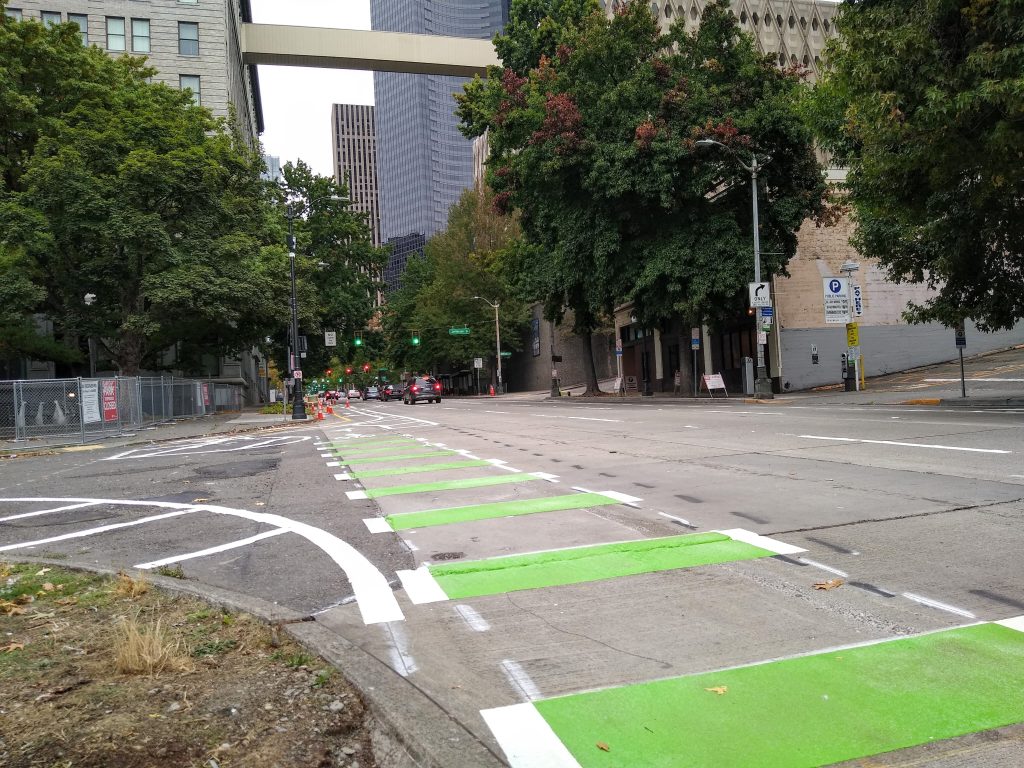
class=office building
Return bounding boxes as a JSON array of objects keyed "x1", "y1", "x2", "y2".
[
  {"x1": 370, "y1": 0, "x2": 510, "y2": 279},
  {"x1": 331, "y1": 104, "x2": 381, "y2": 247},
  {"x1": 261, "y1": 153, "x2": 282, "y2": 183}
]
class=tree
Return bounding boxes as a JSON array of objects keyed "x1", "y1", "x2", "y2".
[
  {"x1": 277, "y1": 160, "x2": 386, "y2": 378},
  {"x1": 382, "y1": 188, "x2": 526, "y2": 384},
  {"x1": 1, "y1": 10, "x2": 285, "y2": 374},
  {"x1": 808, "y1": 0, "x2": 1024, "y2": 331},
  {"x1": 458, "y1": 0, "x2": 825, "y2": 393}
]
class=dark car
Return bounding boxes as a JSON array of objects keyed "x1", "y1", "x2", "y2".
[
  {"x1": 403, "y1": 377, "x2": 442, "y2": 404},
  {"x1": 361, "y1": 386, "x2": 380, "y2": 401},
  {"x1": 381, "y1": 383, "x2": 404, "y2": 402}
]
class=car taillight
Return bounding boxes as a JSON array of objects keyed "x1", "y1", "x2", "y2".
[
  {"x1": 410, "y1": 385, "x2": 418, "y2": 392},
  {"x1": 434, "y1": 383, "x2": 441, "y2": 391}
]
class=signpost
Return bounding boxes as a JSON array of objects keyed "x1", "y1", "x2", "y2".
[
  {"x1": 823, "y1": 277, "x2": 851, "y2": 324},
  {"x1": 955, "y1": 322, "x2": 967, "y2": 398},
  {"x1": 324, "y1": 330, "x2": 337, "y2": 347},
  {"x1": 690, "y1": 327, "x2": 700, "y2": 396},
  {"x1": 748, "y1": 282, "x2": 771, "y2": 308},
  {"x1": 449, "y1": 326, "x2": 471, "y2": 336},
  {"x1": 852, "y1": 284, "x2": 864, "y2": 317}
]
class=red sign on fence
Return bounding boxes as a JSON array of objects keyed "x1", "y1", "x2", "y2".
[
  {"x1": 201, "y1": 383, "x2": 211, "y2": 407},
  {"x1": 101, "y1": 380, "x2": 118, "y2": 422}
]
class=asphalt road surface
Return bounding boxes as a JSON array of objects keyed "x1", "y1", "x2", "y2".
[{"x1": 2, "y1": 397, "x2": 1023, "y2": 767}]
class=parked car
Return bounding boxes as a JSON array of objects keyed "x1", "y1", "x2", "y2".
[
  {"x1": 362, "y1": 386, "x2": 380, "y2": 401},
  {"x1": 403, "y1": 377, "x2": 442, "y2": 405},
  {"x1": 346, "y1": 388, "x2": 361, "y2": 399},
  {"x1": 381, "y1": 383, "x2": 404, "y2": 402}
]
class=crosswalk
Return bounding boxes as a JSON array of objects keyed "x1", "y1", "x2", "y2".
[{"x1": 320, "y1": 405, "x2": 1024, "y2": 767}]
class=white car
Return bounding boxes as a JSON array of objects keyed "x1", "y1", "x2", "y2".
[{"x1": 347, "y1": 388, "x2": 361, "y2": 399}]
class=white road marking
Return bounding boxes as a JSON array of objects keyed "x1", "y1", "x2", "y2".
[
  {"x1": 487, "y1": 459, "x2": 523, "y2": 473},
  {"x1": 402, "y1": 538, "x2": 418, "y2": 552},
  {"x1": 0, "y1": 501, "x2": 100, "y2": 523},
  {"x1": 134, "y1": 528, "x2": 289, "y2": 569},
  {"x1": 596, "y1": 490, "x2": 642, "y2": 505},
  {"x1": 1011, "y1": 475, "x2": 1024, "y2": 479},
  {"x1": 996, "y1": 615, "x2": 1024, "y2": 633},
  {"x1": 454, "y1": 604, "x2": 491, "y2": 632},
  {"x1": 0, "y1": 497, "x2": 403, "y2": 625},
  {"x1": 799, "y1": 435, "x2": 1011, "y2": 454},
  {"x1": 532, "y1": 472, "x2": 560, "y2": 482},
  {"x1": 104, "y1": 434, "x2": 311, "y2": 460},
  {"x1": 717, "y1": 528, "x2": 807, "y2": 555},
  {"x1": 346, "y1": 490, "x2": 368, "y2": 500},
  {"x1": 484, "y1": 410, "x2": 510, "y2": 414},
  {"x1": 566, "y1": 416, "x2": 621, "y2": 422},
  {"x1": 363, "y1": 517, "x2": 392, "y2": 533},
  {"x1": 902, "y1": 592, "x2": 976, "y2": 619},
  {"x1": 319, "y1": 452, "x2": 332, "y2": 458},
  {"x1": 333, "y1": 473, "x2": 352, "y2": 481},
  {"x1": 326, "y1": 461, "x2": 341, "y2": 467},
  {"x1": 797, "y1": 558, "x2": 849, "y2": 577},
  {"x1": 0, "y1": 508, "x2": 198, "y2": 551},
  {"x1": 924, "y1": 377, "x2": 1024, "y2": 382},
  {"x1": 500, "y1": 659, "x2": 543, "y2": 702},
  {"x1": 481, "y1": 703, "x2": 583, "y2": 768},
  {"x1": 658, "y1": 511, "x2": 696, "y2": 528},
  {"x1": 396, "y1": 566, "x2": 448, "y2": 604}
]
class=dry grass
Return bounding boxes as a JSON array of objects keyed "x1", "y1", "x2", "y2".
[
  {"x1": 113, "y1": 614, "x2": 191, "y2": 676},
  {"x1": 113, "y1": 569, "x2": 149, "y2": 598}
]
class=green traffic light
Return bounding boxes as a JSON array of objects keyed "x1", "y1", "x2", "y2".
[{"x1": 412, "y1": 336, "x2": 420, "y2": 346}]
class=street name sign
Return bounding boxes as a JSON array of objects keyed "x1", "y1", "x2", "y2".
[
  {"x1": 823, "y1": 277, "x2": 851, "y2": 324},
  {"x1": 749, "y1": 282, "x2": 771, "y2": 308},
  {"x1": 449, "y1": 327, "x2": 471, "y2": 336}
]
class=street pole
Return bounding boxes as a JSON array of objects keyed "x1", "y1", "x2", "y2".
[
  {"x1": 550, "y1": 321, "x2": 560, "y2": 398},
  {"x1": 494, "y1": 302, "x2": 502, "y2": 393},
  {"x1": 287, "y1": 211, "x2": 307, "y2": 420},
  {"x1": 959, "y1": 348, "x2": 966, "y2": 398},
  {"x1": 749, "y1": 155, "x2": 772, "y2": 398}
]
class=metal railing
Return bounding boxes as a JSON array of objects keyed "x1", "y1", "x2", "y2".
[{"x1": 0, "y1": 376, "x2": 243, "y2": 448}]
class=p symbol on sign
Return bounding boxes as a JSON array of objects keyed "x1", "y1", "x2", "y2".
[{"x1": 829, "y1": 279, "x2": 843, "y2": 293}]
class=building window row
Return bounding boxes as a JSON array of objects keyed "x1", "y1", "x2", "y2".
[{"x1": 10, "y1": 12, "x2": 201, "y2": 56}]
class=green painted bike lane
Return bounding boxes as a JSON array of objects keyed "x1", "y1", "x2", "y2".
[
  {"x1": 384, "y1": 492, "x2": 623, "y2": 531},
  {"x1": 483, "y1": 619, "x2": 1024, "y2": 768}
]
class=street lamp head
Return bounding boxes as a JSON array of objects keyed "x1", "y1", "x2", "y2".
[
  {"x1": 840, "y1": 260, "x2": 860, "y2": 273},
  {"x1": 83, "y1": 293, "x2": 96, "y2": 306},
  {"x1": 695, "y1": 139, "x2": 720, "y2": 147}
]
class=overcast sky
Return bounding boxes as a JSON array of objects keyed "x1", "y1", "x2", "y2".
[{"x1": 249, "y1": 0, "x2": 374, "y2": 179}]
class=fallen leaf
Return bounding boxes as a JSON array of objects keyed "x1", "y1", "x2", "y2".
[
  {"x1": 255, "y1": 502, "x2": 265, "y2": 506},
  {"x1": 1, "y1": 601, "x2": 26, "y2": 616},
  {"x1": 55, "y1": 597, "x2": 78, "y2": 606},
  {"x1": 705, "y1": 686, "x2": 728, "y2": 695},
  {"x1": 813, "y1": 579, "x2": 844, "y2": 591},
  {"x1": 192, "y1": 498, "x2": 210, "y2": 503},
  {"x1": 1, "y1": 642, "x2": 25, "y2": 653},
  {"x1": 35, "y1": 568, "x2": 51, "y2": 576},
  {"x1": 13, "y1": 593, "x2": 34, "y2": 605},
  {"x1": 41, "y1": 582, "x2": 55, "y2": 591},
  {"x1": 596, "y1": 742, "x2": 610, "y2": 752}
]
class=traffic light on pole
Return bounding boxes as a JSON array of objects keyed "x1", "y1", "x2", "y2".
[
  {"x1": 345, "y1": 367, "x2": 352, "y2": 375},
  {"x1": 354, "y1": 331, "x2": 363, "y2": 347},
  {"x1": 326, "y1": 368, "x2": 332, "y2": 376},
  {"x1": 411, "y1": 330, "x2": 420, "y2": 346},
  {"x1": 363, "y1": 364, "x2": 370, "y2": 373}
]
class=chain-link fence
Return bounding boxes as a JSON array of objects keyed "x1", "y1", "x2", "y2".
[{"x1": 0, "y1": 376, "x2": 243, "y2": 448}]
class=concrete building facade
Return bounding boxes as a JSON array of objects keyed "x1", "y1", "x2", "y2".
[
  {"x1": 5, "y1": 0, "x2": 263, "y2": 146},
  {"x1": 331, "y1": 104, "x2": 382, "y2": 248},
  {"x1": 370, "y1": 0, "x2": 510, "y2": 276}
]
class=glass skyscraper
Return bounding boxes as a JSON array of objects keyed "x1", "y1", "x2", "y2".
[{"x1": 371, "y1": 0, "x2": 510, "y2": 272}]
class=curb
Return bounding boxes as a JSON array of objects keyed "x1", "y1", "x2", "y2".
[{"x1": 7, "y1": 555, "x2": 507, "y2": 768}]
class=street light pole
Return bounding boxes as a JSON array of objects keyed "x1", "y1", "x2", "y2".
[
  {"x1": 287, "y1": 210, "x2": 307, "y2": 420},
  {"x1": 473, "y1": 297, "x2": 502, "y2": 393},
  {"x1": 696, "y1": 139, "x2": 773, "y2": 397}
]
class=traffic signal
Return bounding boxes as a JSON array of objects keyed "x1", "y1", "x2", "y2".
[
  {"x1": 354, "y1": 330, "x2": 363, "y2": 347},
  {"x1": 326, "y1": 368, "x2": 332, "y2": 376},
  {"x1": 345, "y1": 367, "x2": 353, "y2": 375},
  {"x1": 411, "y1": 330, "x2": 420, "y2": 346},
  {"x1": 363, "y1": 364, "x2": 370, "y2": 373}
]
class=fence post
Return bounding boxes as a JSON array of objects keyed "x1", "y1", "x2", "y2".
[
  {"x1": 14, "y1": 380, "x2": 23, "y2": 441},
  {"x1": 78, "y1": 377, "x2": 85, "y2": 444}
]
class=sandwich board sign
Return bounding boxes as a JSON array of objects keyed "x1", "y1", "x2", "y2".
[{"x1": 701, "y1": 373, "x2": 728, "y2": 398}]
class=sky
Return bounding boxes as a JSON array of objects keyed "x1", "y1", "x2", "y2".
[{"x1": 248, "y1": 0, "x2": 375, "y2": 179}]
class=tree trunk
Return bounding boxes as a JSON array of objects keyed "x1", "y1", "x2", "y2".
[
  {"x1": 582, "y1": 328, "x2": 600, "y2": 396},
  {"x1": 114, "y1": 332, "x2": 145, "y2": 376}
]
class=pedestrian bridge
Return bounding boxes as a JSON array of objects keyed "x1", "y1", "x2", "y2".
[{"x1": 240, "y1": 24, "x2": 499, "y2": 77}]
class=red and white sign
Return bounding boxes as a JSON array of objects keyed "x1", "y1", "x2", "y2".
[
  {"x1": 101, "y1": 380, "x2": 118, "y2": 422},
  {"x1": 701, "y1": 373, "x2": 729, "y2": 398},
  {"x1": 201, "y1": 383, "x2": 211, "y2": 407}
]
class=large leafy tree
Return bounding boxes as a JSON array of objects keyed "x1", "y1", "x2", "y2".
[
  {"x1": 0, "y1": 10, "x2": 285, "y2": 374},
  {"x1": 458, "y1": 0, "x2": 825, "y2": 392},
  {"x1": 277, "y1": 160, "x2": 386, "y2": 379},
  {"x1": 383, "y1": 188, "x2": 526, "y2": 383},
  {"x1": 808, "y1": 0, "x2": 1024, "y2": 331}
]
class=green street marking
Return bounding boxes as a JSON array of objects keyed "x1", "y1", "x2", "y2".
[
  {"x1": 345, "y1": 450, "x2": 455, "y2": 465},
  {"x1": 529, "y1": 622, "x2": 1024, "y2": 768},
  {"x1": 330, "y1": 440, "x2": 415, "y2": 452},
  {"x1": 363, "y1": 473, "x2": 542, "y2": 499},
  {"x1": 429, "y1": 532, "x2": 773, "y2": 600},
  {"x1": 350, "y1": 459, "x2": 492, "y2": 479},
  {"x1": 387, "y1": 492, "x2": 622, "y2": 531}
]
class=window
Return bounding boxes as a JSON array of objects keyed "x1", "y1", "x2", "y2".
[
  {"x1": 41, "y1": 11, "x2": 61, "y2": 27},
  {"x1": 106, "y1": 17, "x2": 125, "y2": 51},
  {"x1": 180, "y1": 75, "x2": 201, "y2": 105},
  {"x1": 131, "y1": 18, "x2": 150, "y2": 52},
  {"x1": 68, "y1": 13, "x2": 87, "y2": 44},
  {"x1": 178, "y1": 21, "x2": 198, "y2": 55},
  {"x1": 4, "y1": 8, "x2": 23, "y2": 20}
]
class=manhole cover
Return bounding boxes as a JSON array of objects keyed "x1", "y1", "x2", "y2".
[{"x1": 431, "y1": 552, "x2": 464, "y2": 561}]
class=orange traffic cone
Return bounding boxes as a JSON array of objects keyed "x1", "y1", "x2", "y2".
[
  {"x1": 326, "y1": 403, "x2": 334, "y2": 414},
  {"x1": 316, "y1": 406, "x2": 325, "y2": 421},
  {"x1": 345, "y1": 397, "x2": 351, "y2": 409},
  {"x1": 489, "y1": 384, "x2": 495, "y2": 397}
]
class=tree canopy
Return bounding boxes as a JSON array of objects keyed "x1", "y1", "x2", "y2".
[
  {"x1": 809, "y1": 0, "x2": 1024, "y2": 331},
  {"x1": 457, "y1": 0, "x2": 825, "y2": 390}
]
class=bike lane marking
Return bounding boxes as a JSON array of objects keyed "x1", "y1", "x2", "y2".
[
  {"x1": 396, "y1": 529, "x2": 802, "y2": 603},
  {"x1": 483, "y1": 618, "x2": 1024, "y2": 768},
  {"x1": 0, "y1": 497, "x2": 403, "y2": 625},
  {"x1": 345, "y1": 472, "x2": 545, "y2": 500}
]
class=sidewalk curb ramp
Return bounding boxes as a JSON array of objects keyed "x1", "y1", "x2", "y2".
[{"x1": 8, "y1": 556, "x2": 507, "y2": 768}]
